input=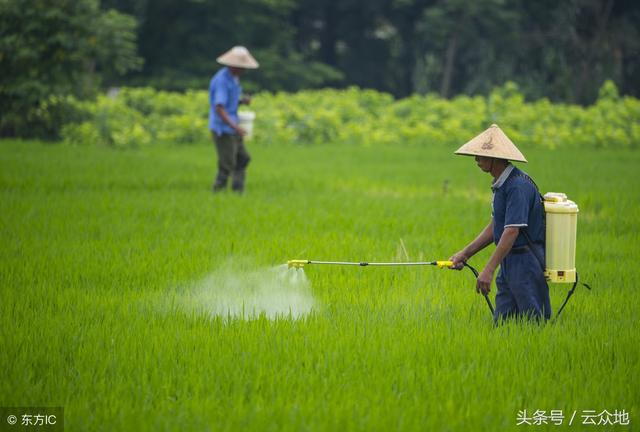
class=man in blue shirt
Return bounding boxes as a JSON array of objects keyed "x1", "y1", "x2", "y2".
[
  {"x1": 209, "y1": 46, "x2": 259, "y2": 193},
  {"x1": 449, "y1": 124, "x2": 551, "y2": 323}
]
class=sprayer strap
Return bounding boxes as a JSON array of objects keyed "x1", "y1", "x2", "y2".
[
  {"x1": 555, "y1": 274, "x2": 578, "y2": 319},
  {"x1": 554, "y1": 272, "x2": 591, "y2": 320},
  {"x1": 522, "y1": 230, "x2": 545, "y2": 271},
  {"x1": 513, "y1": 172, "x2": 547, "y2": 270},
  {"x1": 514, "y1": 173, "x2": 594, "y2": 321}
]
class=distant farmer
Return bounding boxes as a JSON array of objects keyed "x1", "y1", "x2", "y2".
[
  {"x1": 449, "y1": 124, "x2": 551, "y2": 323},
  {"x1": 209, "y1": 46, "x2": 259, "y2": 193}
]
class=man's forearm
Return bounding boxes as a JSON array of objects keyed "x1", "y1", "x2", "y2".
[
  {"x1": 215, "y1": 105, "x2": 240, "y2": 132},
  {"x1": 462, "y1": 221, "x2": 494, "y2": 258},
  {"x1": 474, "y1": 226, "x2": 519, "y2": 295},
  {"x1": 485, "y1": 227, "x2": 519, "y2": 273}
]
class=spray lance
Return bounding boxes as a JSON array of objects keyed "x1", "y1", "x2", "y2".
[
  {"x1": 285, "y1": 190, "x2": 598, "y2": 322},
  {"x1": 287, "y1": 259, "x2": 495, "y2": 316}
]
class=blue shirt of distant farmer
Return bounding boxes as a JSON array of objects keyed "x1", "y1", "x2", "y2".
[
  {"x1": 209, "y1": 67, "x2": 241, "y2": 136},
  {"x1": 491, "y1": 164, "x2": 545, "y2": 247}
]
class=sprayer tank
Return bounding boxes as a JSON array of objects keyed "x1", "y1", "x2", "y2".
[{"x1": 543, "y1": 192, "x2": 578, "y2": 283}]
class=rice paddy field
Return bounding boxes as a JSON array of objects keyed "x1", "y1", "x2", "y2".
[{"x1": 1, "y1": 139, "x2": 638, "y2": 431}]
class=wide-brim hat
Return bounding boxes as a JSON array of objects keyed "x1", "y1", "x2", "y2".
[
  {"x1": 454, "y1": 124, "x2": 527, "y2": 163},
  {"x1": 216, "y1": 46, "x2": 259, "y2": 69}
]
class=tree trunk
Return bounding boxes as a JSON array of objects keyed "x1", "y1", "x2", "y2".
[
  {"x1": 320, "y1": 2, "x2": 337, "y2": 67},
  {"x1": 440, "y1": 32, "x2": 458, "y2": 98},
  {"x1": 573, "y1": 0, "x2": 614, "y2": 103}
]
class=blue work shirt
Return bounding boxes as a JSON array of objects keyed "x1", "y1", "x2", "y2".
[
  {"x1": 491, "y1": 165, "x2": 545, "y2": 247},
  {"x1": 209, "y1": 67, "x2": 241, "y2": 136}
]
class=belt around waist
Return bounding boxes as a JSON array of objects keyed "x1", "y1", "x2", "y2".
[{"x1": 510, "y1": 243, "x2": 544, "y2": 254}]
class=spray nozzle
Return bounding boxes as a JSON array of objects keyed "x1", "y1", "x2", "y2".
[{"x1": 287, "y1": 260, "x2": 308, "y2": 269}]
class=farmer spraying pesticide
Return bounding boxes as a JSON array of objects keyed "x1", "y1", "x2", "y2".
[
  {"x1": 449, "y1": 124, "x2": 551, "y2": 323},
  {"x1": 286, "y1": 125, "x2": 588, "y2": 321}
]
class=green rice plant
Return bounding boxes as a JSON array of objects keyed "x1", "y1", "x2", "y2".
[{"x1": 0, "y1": 139, "x2": 638, "y2": 431}]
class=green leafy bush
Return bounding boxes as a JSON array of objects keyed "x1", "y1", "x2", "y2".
[
  {"x1": 0, "y1": 0, "x2": 142, "y2": 139},
  {"x1": 59, "y1": 81, "x2": 639, "y2": 149},
  {"x1": 61, "y1": 88, "x2": 209, "y2": 147}
]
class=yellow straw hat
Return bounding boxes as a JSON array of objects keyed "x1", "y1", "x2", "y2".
[
  {"x1": 454, "y1": 124, "x2": 527, "y2": 163},
  {"x1": 216, "y1": 46, "x2": 259, "y2": 69}
]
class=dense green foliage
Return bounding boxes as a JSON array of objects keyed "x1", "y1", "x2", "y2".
[
  {"x1": 105, "y1": 0, "x2": 640, "y2": 102},
  {"x1": 114, "y1": 0, "x2": 342, "y2": 93},
  {"x1": 1, "y1": 140, "x2": 638, "y2": 431},
  {"x1": 60, "y1": 82, "x2": 640, "y2": 149},
  {"x1": 0, "y1": 0, "x2": 141, "y2": 138},
  {"x1": 3, "y1": 1, "x2": 638, "y2": 139}
]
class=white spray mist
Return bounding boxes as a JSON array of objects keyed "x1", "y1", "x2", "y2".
[{"x1": 183, "y1": 262, "x2": 315, "y2": 320}]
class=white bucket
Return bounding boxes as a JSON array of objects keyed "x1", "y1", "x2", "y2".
[{"x1": 238, "y1": 111, "x2": 255, "y2": 139}]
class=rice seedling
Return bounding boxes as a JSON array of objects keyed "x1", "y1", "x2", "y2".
[{"x1": 1, "y1": 139, "x2": 638, "y2": 431}]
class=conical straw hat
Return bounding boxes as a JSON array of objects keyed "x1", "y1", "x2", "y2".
[
  {"x1": 454, "y1": 124, "x2": 527, "y2": 163},
  {"x1": 216, "y1": 46, "x2": 259, "y2": 69}
]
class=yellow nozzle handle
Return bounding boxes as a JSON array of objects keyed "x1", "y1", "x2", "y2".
[
  {"x1": 436, "y1": 260, "x2": 454, "y2": 268},
  {"x1": 287, "y1": 260, "x2": 308, "y2": 269}
]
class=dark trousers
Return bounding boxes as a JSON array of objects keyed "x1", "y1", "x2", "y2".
[
  {"x1": 494, "y1": 244, "x2": 552, "y2": 323},
  {"x1": 212, "y1": 132, "x2": 251, "y2": 192}
]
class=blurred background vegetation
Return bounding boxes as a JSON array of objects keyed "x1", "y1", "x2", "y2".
[{"x1": 1, "y1": 0, "x2": 639, "y2": 139}]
